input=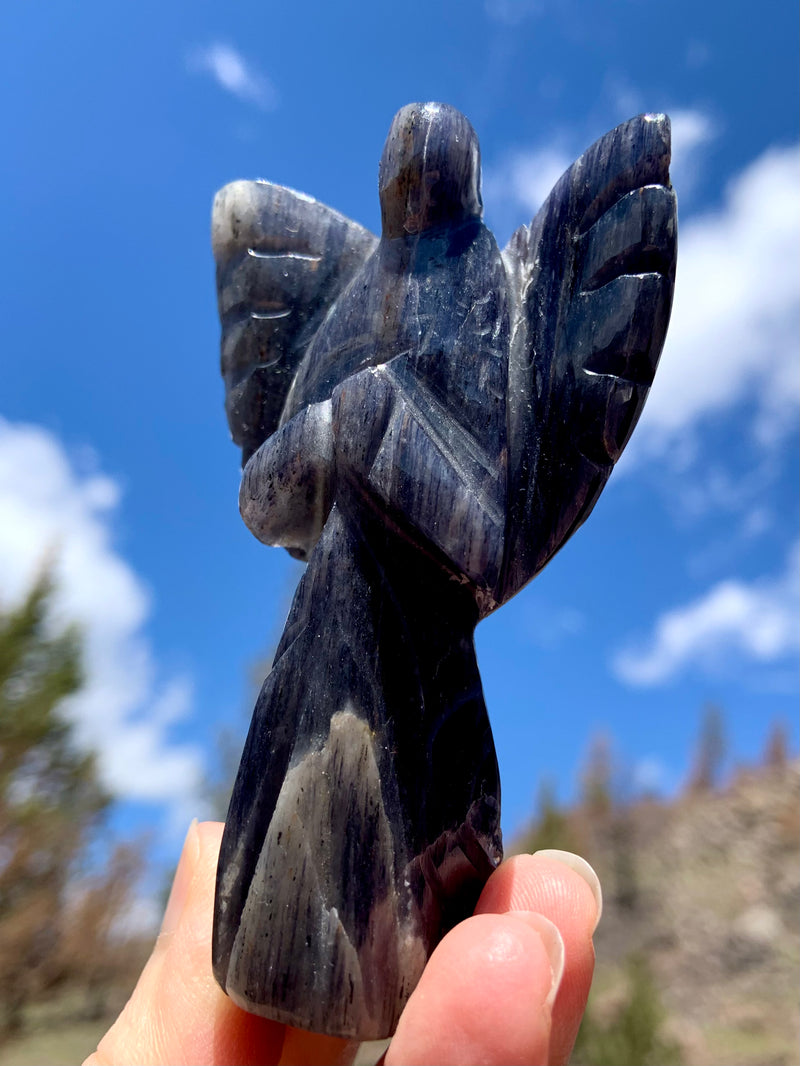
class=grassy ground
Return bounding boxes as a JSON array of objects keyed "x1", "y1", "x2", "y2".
[
  {"x1": 0, "y1": 1018, "x2": 109, "y2": 1066},
  {"x1": 0, "y1": 989, "x2": 125, "y2": 1066},
  {"x1": 0, "y1": 1017, "x2": 389, "y2": 1066}
]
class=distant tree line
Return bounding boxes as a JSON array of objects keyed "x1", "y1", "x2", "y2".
[{"x1": 519, "y1": 704, "x2": 795, "y2": 1066}]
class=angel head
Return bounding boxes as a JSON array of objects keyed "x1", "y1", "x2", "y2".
[{"x1": 378, "y1": 102, "x2": 483, "y2": 239}]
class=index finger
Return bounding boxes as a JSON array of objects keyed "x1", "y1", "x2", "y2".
[{"x1": 475, "y1": 850, "x2": 601, "y2": 1065}]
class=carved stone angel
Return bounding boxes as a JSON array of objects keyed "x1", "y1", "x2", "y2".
[{"x1": 211, "y1": 102, "x2": 676, "y2": 1039}]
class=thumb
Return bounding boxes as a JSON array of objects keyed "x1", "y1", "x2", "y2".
[{"x1": 84, "y1": 821, "x2": 284, "y2": 1066}]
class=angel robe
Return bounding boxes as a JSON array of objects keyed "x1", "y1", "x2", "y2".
[{"x1": 213, "y1": 210, "x2": 511, "y2": 1038}]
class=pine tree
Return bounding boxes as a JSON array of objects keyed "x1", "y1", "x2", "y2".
[
  {"x1": 0, "y1": 573, "x2": 110, "y2": 1032},
  {"x1": 518, "y1": 778, "x2": 582, "y2": 856},
  {"x1": 763, "y1": 720, "x2": 789, "y2": 770},
  {"x1": 580, "y1": 733, "x2": 614, "y2": 819},
  {"x1": 687, "y1": 703, "x2": 726, "y2": 793},
  {"x1": 572, "y1": 954, "x2": 682, "y2": 1065}
]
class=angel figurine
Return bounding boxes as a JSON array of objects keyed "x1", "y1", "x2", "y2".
[{"x1": 210, "y1": 102, "x2": 676, "y2": 1039}]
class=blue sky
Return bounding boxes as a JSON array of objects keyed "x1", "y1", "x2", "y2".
[{"x1": 1, "y1": 0, "x2": 798, "y2": 884}]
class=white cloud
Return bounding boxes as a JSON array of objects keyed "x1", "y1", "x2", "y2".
[
  {"x1": 483, "y1": 144, "x2": 572, "y2": 242},
  {"x1": 505, "y1": 146, "x2": 572, "y2": 218},
  {"x1": 668, "y1": 108, "x2": 714, "y2": 197},
  {"x1": 188, "y1": 43, "x2": 278, "y2": 111},
  {"x1": 485, "y1": 107, "x2": 714, "y2": 238},
  {"x1": 523, "y1": 603, "x2": 586, "y2": 649},
  {"x1": 613, "y1": 542, "x2": 799, "y2": 687},
  {"x1": 490, "y1": 108, "x2": 714, "y2": 220},
  {"x1": 632, "y1": 756, "x2": 667, "y2": 794},
  {"x1": 0, "y1": 419, "x2": 205, "y2": 824},
  {"x1": 487, "y1": 128, "x2": 799, "y2": 457},
  {"x1": 634, "y1": 143, "x2": 800, "y2": 456},
  {"x1": 670, "y1": 109, "x2": 713, "y2": 156}
]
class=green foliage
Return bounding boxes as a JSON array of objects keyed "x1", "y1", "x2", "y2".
[
  {"x1": 580, "y1": 734, "x2": 614, "y2": 818},
  {"x1": 0, "y1": 573, "x2": 110, "y2": 1032},
  {"x1": 572, "y1": 955, "x2": 683, "y2": 1066},
  {"x1": 688, "y1": 703, "x2": 726, "y2": 793},
  {"x1": 609, "y1": 811, "x2": 640, "y2": 914},
  {"x1": 0, "y1": 571, "x2": 109, "y2": 853},
  {"x1": 518, "y1": 779, "x2": 581, "y2": 855}
]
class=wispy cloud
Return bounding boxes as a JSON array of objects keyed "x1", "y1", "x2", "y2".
[
  {"x1": 484, "y1": 107, "x2": 715, "y2": 235},
  {"x1": 668, "y1": 107, "x2": 715, "y2": 197},
  {"x1": 490, "y1": 145, "x2": 572, "y2": 218},
  {"x1": 603, "y1": 72, "x2": 645, "y2": 123},
  {"x1": 187, "y1": 43, "x2": 278, "y2": 111},
  {"x1": 484, "y1": 0, "x2": 543, "y2": 25},
  {"x1": 685, "y1": 40, "x2": 711, "y2": 70},
  {"x1": 631, "y1": 756, "x2": 669, "y2": 794},
  {"x1": 0, "y1": 419, "x2": 205, "y2": 829},
  {"x1": 483, "y1": 143, "x2": 572, "y2": 242},
  {"x1": 612, "y1": 543, "x2": 799, "y2": 687},
  {"x1": 523, "y1": 602, "x2": 586, "y2": 650}
]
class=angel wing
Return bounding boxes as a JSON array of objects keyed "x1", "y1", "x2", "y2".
[
  {"x1": 212, "y1": 181, "x2": 378, "y2": 464},
  {"x1": 499, "y1": 113, "x2": 677, "y2": 603}
]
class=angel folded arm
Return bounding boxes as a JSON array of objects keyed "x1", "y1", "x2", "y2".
[
  {"x1": 239, "y1": 398, "x2": 335, "y2": 560},
  {"x1": 240, "y1": 356, "x2": 507, "y2": 599}
]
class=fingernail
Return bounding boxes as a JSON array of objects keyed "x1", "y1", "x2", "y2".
[
  {"x1": 535, "y1": 849, "x2": 603, "y2": 933},
  {"x1": 509, "y1": 912, "x2": 565, "y2": 1010},
  {"x1": 160, "y1": 818, "x2": 200, "y2": 938}
]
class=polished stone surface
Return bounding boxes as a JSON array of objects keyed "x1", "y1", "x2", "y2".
[{"x1": 211, "y1": 102, "x2": 677, "y2": 1038}]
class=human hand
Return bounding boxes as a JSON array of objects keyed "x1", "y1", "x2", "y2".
[{"x1": 85, "y1": 821, "x2": 601, "y2": 1066}]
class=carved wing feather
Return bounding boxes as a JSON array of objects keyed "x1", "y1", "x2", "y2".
[
  {"x1": 500, "y1": 114, "x2": 677, "y2": 602},
  {"x1": 212, "y1": 181, "x2": 378, "y2": 464}
]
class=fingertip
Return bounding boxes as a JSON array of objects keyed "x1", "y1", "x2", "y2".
[
  {"x1": 475, "y1": 851, "x2": 600, "y2": 937},
  {"x1": 387, "y1": 913, "x2": 558, "y2": 1065},
  {"x1": 534, "y1": 850, "x2": 603, "y2": 933},
  {"x1": 475, "y1": 851, "x2": 600, "y2": 1066}
]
